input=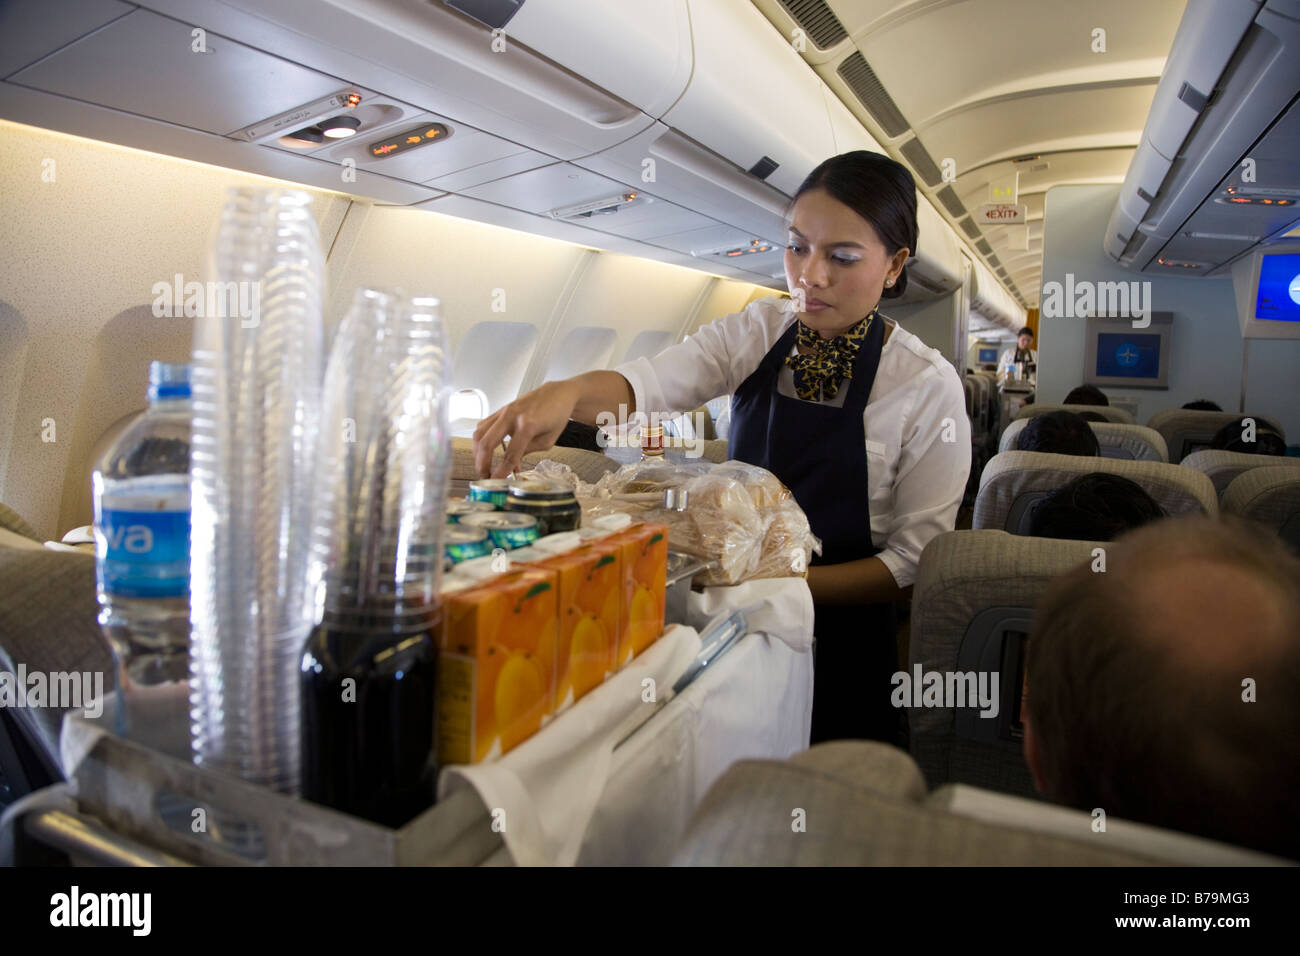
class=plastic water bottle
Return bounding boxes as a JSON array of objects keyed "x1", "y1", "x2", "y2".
[{"x1": 93, "y1": 362, "x2": 192, "y2": 734}]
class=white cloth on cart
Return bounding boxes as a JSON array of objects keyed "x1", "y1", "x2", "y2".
[
  {"x1": 437, "y1": 624, "x2": 702, "y2": 867},
  {"x1": 438, "y1": 577, "x2": 815, "y2": 866}
]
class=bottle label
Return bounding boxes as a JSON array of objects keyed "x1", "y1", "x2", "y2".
[{"x1": 97, "y1": 508, "x2": 190, "y2": 599}]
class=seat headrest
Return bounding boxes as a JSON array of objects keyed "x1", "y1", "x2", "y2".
[
  {"x1": 1223, "y1": 466, "x2": 1300, "y2": 553},
  {"x1": 1181, "y1": 449, "x2": 1300, "y2": 498},
  {"x1": 973, "y1": 450, "x2": 1216, "y2": 534},
  {"x1": 999, "y1": 420, "x2": 1168, "y2": 462},
  {"x1": 1013, "y1": 403, "x2": 1134, "y2": 425},
  {"x1": 1145, "y1": 409, "x2": 1286, "y2": 463}
]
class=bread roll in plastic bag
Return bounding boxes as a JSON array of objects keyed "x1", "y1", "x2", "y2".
[{"x1": 578, "y1": 458, "x2": 819, "y2": 586}]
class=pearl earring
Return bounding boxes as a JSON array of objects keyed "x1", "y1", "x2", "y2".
[{"x1": 885, "y1": 278, "x2": 894, "y2": 286}]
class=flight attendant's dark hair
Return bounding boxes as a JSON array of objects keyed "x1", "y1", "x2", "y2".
[{"x1": 792, "y1": 151, "x2": 918, "y2": 300}]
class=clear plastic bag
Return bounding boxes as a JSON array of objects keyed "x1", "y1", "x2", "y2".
[{"x1": 577, "y1": 459, "x2": 819, "y2": 586}]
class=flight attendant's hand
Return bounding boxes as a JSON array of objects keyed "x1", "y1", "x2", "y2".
[{"x1": 473, "y1": 379, "x2": 581, "y2": 479}]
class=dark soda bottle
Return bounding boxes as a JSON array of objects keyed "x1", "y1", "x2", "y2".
[{"x1": 300, "y1": 610, "x2": 438, "y2": 828}]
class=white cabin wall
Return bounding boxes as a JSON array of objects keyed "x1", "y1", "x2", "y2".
[
  {"x1": 0, "y1": 120, "x2": 352, "y2": 538},
  {"x1": 1040, "y1": 185, "x2": 1300, "y2": 437}
]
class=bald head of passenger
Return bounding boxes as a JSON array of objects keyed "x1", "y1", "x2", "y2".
[{"x1": 1023, "y1": 516, "x2": 1300, "y2": 859}]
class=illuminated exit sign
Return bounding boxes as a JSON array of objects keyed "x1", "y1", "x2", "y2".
[{"x1": 975, "y1": 203, "x2": 1027, "y2": 224}]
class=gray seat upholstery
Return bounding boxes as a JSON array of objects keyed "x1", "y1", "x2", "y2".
[
  {"x1": 1222, "y1": 466, "x2": 1300, "y2": 553},
  {"x1": 670, "y1": 741, "x2": 1286, "y2": 865},
  {"x1": 1180, "y1": 449, "x2": 1300, "y2": 499},
  {"x1": 1146, "y1": 409, "x2": 1286, "y2": 464},
  {"x1": 908, "y1": 530, "x2": 1101, "y2": 796},
  {"x1": 1013, "y1": 402, "x2": 1134, "y2": 427},
  {"x1": 974, "y1": 451, "x2": 1217, "y2": 534},
  {"x1": 0, "y1": 503, "x2": 39, "y2": 542},
  {"x1": 0, "y1": 546, "x2": 114, "y2": 769},
  {"x1": 999, "y1": 419, "x2": 1168, "y2": 462}
]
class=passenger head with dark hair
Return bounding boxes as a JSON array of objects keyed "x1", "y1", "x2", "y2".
[
  {"x1": 1063, "y1": 384, "x2": 1108, "y2": 406},
  {"x1": 1024, "y1": 516, "x2": 1300, "y2": 859},
  {"x1": 1182, "y1": 399, "x2": 1222, "y2": 412},
  {"x1": 786, "y1": 151, "x2": 915, "y2": 326},
  {"x1": 553, "y1": 419, "x2": 604, "y2": 453},
  {"x1": 1210, "y1": 417, "x2": 1287, "y2": 457},
  {"x1": 1016, "y1": 411, "x2": 1100, "y2": 457},
  {"x1": 1027, "y1": 472, "x2": 1164, "y2": 541}
]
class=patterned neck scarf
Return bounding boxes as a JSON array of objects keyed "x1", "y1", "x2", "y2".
[{"x1": 784, "y1": 310, "x2": 877, "y2": 401}]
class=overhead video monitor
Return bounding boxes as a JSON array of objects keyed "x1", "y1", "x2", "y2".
[
  {"x1": 977, "y1": 347, "x2": 999, "y2": 364},
  {"x1": 1232, "y1": 242, "x2": 1300, "y2": 339},
  {"x1": 1082, "y1": 312, "x2": 1172, "y2": 389}
]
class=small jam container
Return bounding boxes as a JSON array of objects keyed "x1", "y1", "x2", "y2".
[
  {"x1": 503, "y1": 479, "x2": 582, "y2": 538},
  {"x1": 460, "y1": 510, "x2": 540, "y2": 550},
  {"x1": 468, "y1": 478, "x2": 511, "y2": 509}
]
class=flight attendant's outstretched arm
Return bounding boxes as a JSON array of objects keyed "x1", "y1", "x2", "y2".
[{"x1": 473, "y1": 371, "x2": 634, "y2": 478}]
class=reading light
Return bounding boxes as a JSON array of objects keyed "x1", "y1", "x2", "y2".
[{"x1": 319, "y1": 116, "x2": 361, "y2": 138}]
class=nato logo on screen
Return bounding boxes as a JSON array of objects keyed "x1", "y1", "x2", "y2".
[
  {"x1": 1095, "y1": 333, "x2": 1161, "y2": 379},
  {"x1": 1255, "y1": 253, "x2": 1300, "y2": 322}
]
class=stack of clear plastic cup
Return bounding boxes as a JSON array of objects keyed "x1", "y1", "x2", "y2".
[
  {"x1": 189, "y1": 187, "x2": 324, "y2": 809},
  {"x1": 308, "y1": 288, "x2": 453, "y2": 627}
]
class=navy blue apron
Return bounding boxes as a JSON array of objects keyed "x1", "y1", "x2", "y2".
[{"x1": 730, "y1": 313, "x2": 901, "y2": 744}]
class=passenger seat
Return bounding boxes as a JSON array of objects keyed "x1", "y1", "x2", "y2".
[
  {"x1": 670, "y1": 742, "x2": 1288, "y2": 865},
  {"x1": 998, "y1": 420, "x2": 1168, "y2": 462},
  {"x1": 1180, "y1": 449, "x2": 1300, "y2": 499},
  {"x1": 974, "y1": 451, "x2": 1216, "y2": 534},
  {"x1": 1146, "y1": 409, "x2": 1286, "y2": 464},
  {"x1": 1222, "y1": 466, "x2": 1300, "y2": 554}
]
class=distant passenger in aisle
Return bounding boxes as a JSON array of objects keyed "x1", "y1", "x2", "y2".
[
  {"x1": 1027, "y1": 473, "x2": 1164, "y2": 541},
  {"x1": 1024, "y1": 516, "x2": 1300, "y2": 860},
  {"x1": 997, "y1": 327, "x2": 1036, "y2": 386},
  {"x1": 1015, "y1": 411, "x2": 1100, "y2": 457}
]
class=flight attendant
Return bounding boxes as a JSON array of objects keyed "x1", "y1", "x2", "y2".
[
  {"x1": 998, "y1": 326, "x2": 1037, "y2": 385},
  {"x1": 473, "y1": 151, "x2": 970, "y2": 743}
]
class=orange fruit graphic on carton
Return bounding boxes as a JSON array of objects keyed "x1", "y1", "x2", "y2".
[
  {"x1": 435, "y1": 567, "x2": 558, "y2": 764},
  {"x1": 602, "y1": 522, "x2": 668, "y2": 666},
  {"x1": 512, "y1": 536, "x2": 622, "y2": 711}
]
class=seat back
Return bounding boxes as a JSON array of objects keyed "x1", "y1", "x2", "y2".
[
  {"x1": 1180, "y1": 449, "x2": 1300, "y2": 498},
  {"x1": 1013, "y1": 402, "x2": 1134, "y2": 426},
  {"x1": 908, "y1": 530, "x2": 1101, "y2": 795},
  {"x1": 1146, "y1": 408, "x2": 1286, "y2": 464},
  {"x1": 0, "y1": 546, "x2": 114, "y2": 805},
  {"x1": 999, "y1": 420, "x2": 1168, "y2": 462},
  {"x1": 974, "y1": 451, "x2": 1217, "y2": 534},
  {"x1": 670, "y1": 742, "x2": 1288, "y2": 865},
  {"x1": 1222, "y1": 466, "x2": 1300, "y2": 554}
]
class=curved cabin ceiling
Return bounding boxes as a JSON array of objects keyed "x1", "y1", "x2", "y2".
[{"x1": 753, "y1": 0, "x2": 1188, "y2": 309}]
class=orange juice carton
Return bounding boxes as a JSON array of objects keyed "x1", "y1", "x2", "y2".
[
  {"x1": 435, "y1": 565, "x2": 559, "y2": 765},
  {"x1": 528, "y1": 532, "x2": 622, "y2": 711},
  {"x1": 585, "y1": 517, "x2": 667, "y2": 667}
]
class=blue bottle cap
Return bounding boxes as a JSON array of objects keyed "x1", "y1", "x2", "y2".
[{"x1": 149, "y1": 361, "x2": 192, "y2": 400}]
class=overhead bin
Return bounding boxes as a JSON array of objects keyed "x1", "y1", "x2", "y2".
[
  {"x1": 1105, "y1": 0, "x2": 1300, "y2": 275},
  {"x1": 970, "y1": 261, "x2": 1023, "y2": 331}
]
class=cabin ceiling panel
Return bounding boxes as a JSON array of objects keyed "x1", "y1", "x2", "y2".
[{"x1": 11, "y1": 10, "x2": 346, "y2": 136}]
